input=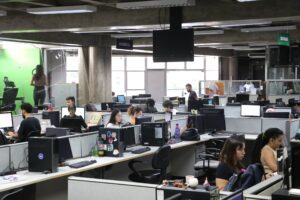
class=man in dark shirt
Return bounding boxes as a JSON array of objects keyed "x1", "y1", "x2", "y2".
[
  {"x1": 8, "y1": 103, "x2": 41, "y2": 142},
  {"x1": 186, "y1": 83, "x2": 197, "y2": 101}
]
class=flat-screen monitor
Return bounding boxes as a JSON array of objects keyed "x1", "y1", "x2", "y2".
[
  {"x1": 61, "y1": 107, "x2": 85, "y2": 120},
  {"x1": 241, "y1": 105, "x2": 261, "y2": 117},
  {"x1": 101, "y1": 102, "x2": 116, "y2": 111},
  {"x1": 99, "y1": 127, "x2": 136, "y2": 147},
  {"x1": 200, "y1": 109, "x2": 226, "y2": 132},
  {"x1": 42, "y1": 111, "x2": 60, "y2": 127},
  {"x1": 60, "y1": 117, "x2": 83, "y2": 133},
  {"x1": 113, "y1": 104, "x2": 132, "y2": 112},
  {"x1": 236, "y1": 94, "x2": 249, "y2": 103},
  {"x1": 136, "y1": 116, "x2": 152, "y2": 125},
  {"x1": 153, "y1": 29, "x2": 194, "y2": 62},
  {"x1": 0, "y1": 112, "x2": 13, "y2": 129},
  {"x1": 254, "y1": 100, "x2": 270, "y2": 106},
  {"x1": 117, "y1": 95, "x2": 126, "y2": 104},
  {"x1": 292, "y1": 141, "x2": 300, "y2": 189},
  {"x1": 263, "y1": 112, "x2": 290, "y2": 119}
]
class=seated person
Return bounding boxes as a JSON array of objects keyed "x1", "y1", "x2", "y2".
[
  {"x1": 62, "y1": 105, "x2": 87, "y2": 131},
  {"x1": 252, "y1": 128, "x2": 284, "y2": 178},
  {"x1": 85, "y1": 102, "x2": 97, "y2": 112},
  {"x1": 106, "y1": 109, "x2": 123, "y2": 128},
  {"x1": 163, "y1": 100, "x2": 178, "y2": 115},
  {"x1": 144, "y1": 98, "x2": 158, "y2": 113},
  {"x1": 216, "y1": 135, "x2": 245, "y2": 190},
  {"x1": 8, "y1": 103, "x2": 41, "y2": 143},
  {"x1": 127, "y1": 106, "x2": 143, "y2": 125}
]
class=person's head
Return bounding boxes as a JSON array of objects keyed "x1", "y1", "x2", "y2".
[
  {"x1": 35, "y1": 65, "x2": 44, "y2": 80},
  {"x1": 20, "y1": 103, "x2": 33, "y2": 119},
  {"x1": 220, "y1": 135, "x2": 245, "y2": 170},
  {"x1": 186, "y1": 83, "x2": 192, "y2": 92},
  {"x1": 68, "y1": 105, "x2": 76, "y2": 117},
  {"x1": 66, "y1": 96, "x2": 75, "y2": 107},
  {"x1": 112, "y1": 91, "x2": 115, "y2": 97},
  {"x1": 146, "y1": 98, "x2": 155, "y2": 108},
  {"x1": 127, "y1": 106, "x2": 143, "y2": 118},
  {"x1": 163, "y1": 100, "x2": 173, "y2": 113},
  {"x1": 108, "y1": 109, "x2": 122, "y2": 125},
  {"x1": 252, "y1": 128, "x2": 284, "y2": 163}
]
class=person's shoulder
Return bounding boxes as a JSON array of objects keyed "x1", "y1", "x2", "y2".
[{"x1": 217, "y1": 162, "x2": 232, "y2": 171}]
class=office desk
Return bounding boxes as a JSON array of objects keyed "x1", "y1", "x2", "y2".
[
  {"x1": 0, "y1": 141, "x2": 204, "y2": 194},
  {"x1": 272, "y1": 189, "x2": 300, "y2": 200}
]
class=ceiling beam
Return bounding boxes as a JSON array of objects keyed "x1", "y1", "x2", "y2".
[
  {"x1": 0, "y1": 0, "x2": 299, "y2": 33},
  {"x1": 79, "y1": 0, "x2": 115, "y2": 8}
]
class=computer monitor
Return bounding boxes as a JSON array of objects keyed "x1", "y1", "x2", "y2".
[
  {"x1": 0, "y1": 112, "x2": 13, "y2": 129},
  {"x1": 139, "y1": 94, "x2": 151, "y2": 98},
  {"x1": 227, "y1": 97, "x2": 236, "y2": 103},
  {"x1": 292, "y1": 141, "x2": 300, "y2": 189},
  {"x1": 60, "y1": 117, "x2": 83, "y2": 133},
  {"x1": 56, "y1": 136, "x2": 73, "y2": 163},
  {"x1": 141, "y1": 122, "x2": 169, "y2": 146},
  {"x1": 236, "y1": 94, "x2": 249, "y2": 103},
  {"x1": 42, "y1": 111, "x2": 60, "y2": 127},
  {"x1": 101, "y1": 102, "x2": 116, "y2": 111},
  {"x1": 263, "y1": 112, "x2": 290, "y2": 119},
  {"x1": 188, "y1": 100, "x2": 203, "y2": 111},
  {"x1": 136, "y1": 116, "x2": 152, "y2": 125},
  {"x1": 113, "y1": 104, "x2": 132, "y2": 112},
  {"x1": 99, "y1": 127, "x2": 136, "y2": 147},
  {"x1": 221, "y1": 189, "x2": 243, "y2": 200},
  {"x1": 241, "y1": 105, "x2": 261, "y2": 117},
  {"x1": 117, "y1": 95, "x2": 126, "y2": 104},
  {"x1": 254, "y1": 100, "x2": 270, "y2": 106},
  {"x1": 200, "y1": 109, "x2": 226, "y2": 133},
  {"x1": 61, "y1": 107, "x2": 85, "y2": 120}
]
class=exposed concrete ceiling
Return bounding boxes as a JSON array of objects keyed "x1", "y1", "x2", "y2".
[{"x1": 0, "y1": 0, "x2": 299, "y2": 55}]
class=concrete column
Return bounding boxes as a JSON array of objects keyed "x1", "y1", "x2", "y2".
[
  {"x1": 78, "y1": 47, "x2": 90, "y2": 105},
  {"x1": 88, "y1": 37, "x2": 112, "y2": 103},
  {"x1": 229, "y1": 56, "x2": 238, "y2": 80}
]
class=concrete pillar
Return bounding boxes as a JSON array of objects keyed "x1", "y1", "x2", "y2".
[
  {"x1": 78, "y1": 47, "x2": 89, "y2": 105},
  {"x1": 88, "y1": 37, "x2": 112, "y2": 103},
  {"x1": 229, "y1": 56, "x2": 238, "y2": 80}
]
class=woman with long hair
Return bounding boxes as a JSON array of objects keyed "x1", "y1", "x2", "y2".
[
  {"x1": 107, "y1": 109, "x2": 123, "y2": 128},
  {"x1": 216, "y1": 135, "x2": 246, "y2": 190},
  {"x1": 252, "y1": 128, "x2": 284, "y2": 176},
  {"x1": 127, "y1": 106, "x2": 143, "y2": 125},
  {"x1": 31, "y1": 65, "x2": 48, "y2": 106}
]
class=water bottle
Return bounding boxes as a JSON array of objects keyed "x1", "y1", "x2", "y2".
[{"x1": 174, "y1": 123, "x2": 181, "y2": 142}]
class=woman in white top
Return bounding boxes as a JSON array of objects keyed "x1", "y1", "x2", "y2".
[
  {"x1": 252, "y1": 128, "x2": 284, "y2": 177},
  {"x1": 106, "y1": 109, "x2": 123, "y2": 128}
]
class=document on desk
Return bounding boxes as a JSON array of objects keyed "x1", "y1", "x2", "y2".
[{"x1": 0, "y1": 175, "x2": 27, "y2": 184}]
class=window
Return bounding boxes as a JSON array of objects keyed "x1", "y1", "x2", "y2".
[
  {"x1": 186, "y1": 56, "x2": 204, "y2": 69},
  {"x1": 205, "y1": 56, "x2": 219, "y2": 80},
  {"x1": 112, "y1": 57, "x2": 125, "y2": 70},
  {"x1": 147, "y1": 57, "x2": 165, "y2": 69},
  {"x1": 112, "y1": 71, "x2": 125, "y2": 95},
  {"x1": 66, "y1": 54, "x2": 79, "y2": 83},
  {"x1": 127, "y1": 57, "x2": 145, "y2": 71},
  {"x1": 127, "y1": 72, "x2": 145, "y2": 89},
  {"x1": 167, "y1": 62, "x2": 185, "y2": 69}
]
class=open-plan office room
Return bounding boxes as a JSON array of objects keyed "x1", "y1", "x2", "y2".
[{"x1": 2, "y1": 0, "x2": 300, "y2": 200}]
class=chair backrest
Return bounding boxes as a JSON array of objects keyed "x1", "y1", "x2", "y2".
[
  {"x1": 1, "y1": 188, "x2": 23, "y2": 200},
  {"x1": 3, "y1": 88, "x2": 18, "y2": 107},
  {"x1": 152, "y1": 145, "x2": 171, "y2": 170}
]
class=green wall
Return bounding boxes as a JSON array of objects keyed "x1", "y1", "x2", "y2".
[{"x1": 0, "y1": 48, "x2": 41, "y2": 111}]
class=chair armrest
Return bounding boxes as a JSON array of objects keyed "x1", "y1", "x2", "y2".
[{"x1": 198, "y1": 153, "x2": 217, "y2": 160}]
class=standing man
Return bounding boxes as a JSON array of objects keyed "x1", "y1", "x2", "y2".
[
  {"x1": 66, "y1": 96, "x2": 76, "y2": 108},
  {"x1": 186, "y1": 83, "x2": 198, "y2": 101}
]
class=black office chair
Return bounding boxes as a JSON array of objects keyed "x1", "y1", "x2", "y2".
[
  {"x1": 1, "y1": 188, "x2": 23, "y2": 200},
  {"x1": 194, "y1": 139, "x2": 225, "y2": 184},
  {"x1": 0, "y1": 88, "x2": 18, "y2": 112},
  {"x1": 128, "y1": 145, "x2": 171, "y2": 184}
]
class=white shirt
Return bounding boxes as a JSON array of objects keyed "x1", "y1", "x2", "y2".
[
  {"x1": 244, "y1": 83, "x2": 254, "y2": 92},
  {"x1": 106, "y1": 123, "x2": 121, "y2": 128}
]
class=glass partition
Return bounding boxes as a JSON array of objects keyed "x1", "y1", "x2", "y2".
[{"x1": 267, "y1": 80, "x2": 300, "y2": 95}]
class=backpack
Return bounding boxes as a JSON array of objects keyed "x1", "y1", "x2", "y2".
[
  {"x1": 224, "y1": 163, "x2": 265, "y2": 192},
  {"x1": 180, "y1": 128, "x2": 200, "y2": 141}
]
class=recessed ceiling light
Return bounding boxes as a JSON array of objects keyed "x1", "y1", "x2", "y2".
[
  {"x1": 27, "y1": 5, "x2": 97, "y2": 15},
  {"x1": 237, "y1": 0, "x2": 259, "y2": 2},
  {"x1": 116, "y1": 0, "x2": 195, "y2": 9},
  {"x1": 241, "y1": 25, "x2": 297, "y2": 32}
]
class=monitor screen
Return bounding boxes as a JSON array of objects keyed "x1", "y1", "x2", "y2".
[
  {"x1": 200, "y1": 109, "x2": 226, "y2": 132},
  {"x1": 241, "y1": 105, "x2": 261, "y2": 117},
  {"x1": 263, "y1": 112, "x2": 290, "y2": 119},
  {"x1": 0, "y1": 112, "x2": 13, "y2": 129},
  {"x1": 61, "y1": 107, "x2": 85, "y2": 120},
  {"x1": 117, "y1": 95, "x2": 126, "y2": 104},
  {"x1": 136, "y1": 116, "x2": 152, "y2": 125},
  {"x1": 236, "y1": 94, "x2": 249, "y2": 103}
]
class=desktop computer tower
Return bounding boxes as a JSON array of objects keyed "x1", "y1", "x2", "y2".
[
  {"x1": 141, "y1": 122, "x2": 168, "y2": 146},
  {"x1": 28, "y1": 137, "x2": 58, "y2": 173}
]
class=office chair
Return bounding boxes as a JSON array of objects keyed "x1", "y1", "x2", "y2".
[
  {"x1": 1, "y1": 188, "x2": 23, "y2": 200},
  {"x1": 0, "y1": 88, "x2": 18, "y2": 112},
  {"x1": 194, "y1": 139, "x2": 225, "y2": 184},
  {"x1": 128, "y1": 145, "x2": 171, "y2": 184}
]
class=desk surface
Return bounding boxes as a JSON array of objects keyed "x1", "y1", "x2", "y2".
[{"x1": 0, "y1": 140, "x2": 203, "y2": 193}]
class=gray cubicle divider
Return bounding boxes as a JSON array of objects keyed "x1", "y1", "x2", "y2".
[
  {"x1": 222, "y1": 106, "x2": 241, "y2": 117},
  {"x1": 170, "y1": 117, "x2": 188, "y2": 137},
  {"x1": 57, "y1": 134, "x2": 82, "y2": 159},
  {"x1": 243, "y1": 175, "x2": 283, "y2": 200},
  {"x1": 68, "y1": 177, "x2": 157, "y2": 200},
  {"x1": 134, "y1": 125, "x2": 141, "y2": 145},
  {"x1": 0, "y1": 145, "x2": 10, "y2": 175},
  {"x1": 9, "y1": 142, "x2": 28, "y2": 171},
  {"x1": 80, "y1": 132, "x2": 98, "y2": 157},
  {"x1": 261, "y1": 118, "x2": 288, "y2": 133},
  {"x1": 225, "y1": 117, "x2": 262, "y2": 134},
  {"x1": 288, "y1": 119, "x2": 300, "y2": 140}
]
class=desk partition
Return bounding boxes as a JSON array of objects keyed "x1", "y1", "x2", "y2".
[
  {"x1": 170, "y1": 117, "x2": 188, "y2": 137},
  {"x1": 68, "y1": 177, "x2": 157, "y2": 200},
  {"x1": 0, "y1": 146, "x2": 10, "y2": 175},
  {"x1": 226, "y1": 117, "x2": 262, "y2": 134},
  {"x1": 9, "y1": 142, "x2": 28, "y2": 171},
  {"x1": 80, "y1": 132, "x2": 98, "y2": 157}
]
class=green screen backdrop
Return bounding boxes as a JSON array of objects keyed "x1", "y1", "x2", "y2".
[{"x1": 0, "y1": 48, "x2": 41, "y2": 112}]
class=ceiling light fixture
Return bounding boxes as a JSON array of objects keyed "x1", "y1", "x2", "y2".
[
  {"x1": 27, "y1": 5, "x2": 97, "y2": 15},
  {"x1": 241, "y1": 25, "x2": 297, "y2": 33},
  {"x1": 111, "y1": 33, "x2": 152, "y2": 38},
  {"x1": 116, "y1": 0, "x2": 195, "y2": 9},
  {"x1": 194, "y1": 30, "x2": 224, "y2": 35},
  {"x1": 237, "y1": 0, "x2": 259, "y2": 2}
]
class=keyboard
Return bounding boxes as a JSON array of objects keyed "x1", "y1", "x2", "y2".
[
  {"x1": 68, "y1": 160, "x2": 97, "y2": 168},
  {"x1": 128, "y1": 146, "x2": 151, "y2": 154}
]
